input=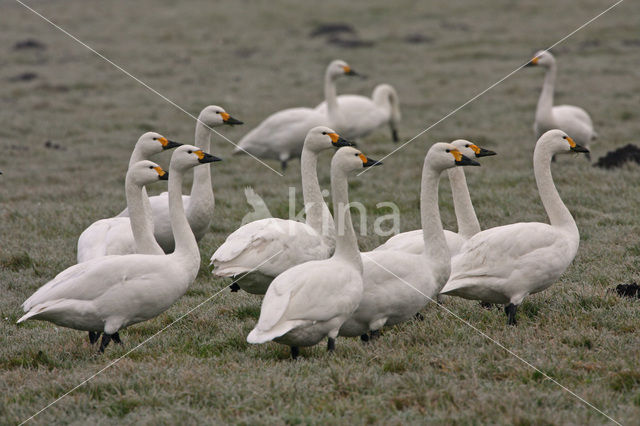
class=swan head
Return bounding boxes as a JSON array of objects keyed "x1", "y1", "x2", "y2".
[
  {"x1": 451, "y1": 139, "x2": 496, "y2": 159},
  {"x1": 526, "y1": 50, "x2": 555, "y2": 68},
  {"x1": 327, "y1": 59, "x2": 360, "y2": 79},
  {"x1": 171, "y1": 144, "x2": 223, "y2": 172},
  {"x1": 127, "y1": 160, "x2": 169, "y2": 186},
  {"x1": 537, "y1": 129, "x2": 590, "y2": 155},
  {"x1": 305, "y1": 126, "x2": 356, "y2": 153},
  {"x1": 198, "y1": 105, "x2": 243, "y2": 127},
  {"x1": 332, "y1": 146, "x2": 382, "y2": 174},
  {"x1": 137, "y1": 132, "x2": 182, "y2": 157},
  {"x1": 427, "y1": 142, "x2": 480, "y2": 172}
]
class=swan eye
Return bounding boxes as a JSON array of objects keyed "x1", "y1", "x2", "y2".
[
  {"x1": 446, "y1": 149, "x2": 450, "y2": 152},
  {"x1": 562, "y1": 136, "x2": 567, "y2": 139},
  {"x1": 188, "y1": 150, "x2": 193, "y2": 154},
  {"x1": 149, "y1": 166, "x2": 153, "y2": 169},
  {"x1": 322, "y1": 132, "x2": 327, "y2": 135},
  {"x1": 466, "y1": 144, "x2": 470, "y2": 148},
  {"x1": 215, "y1": 111, "x2": 220, "y2": 114},
  {"x1": 152, "y1": 137, "x2": 157, "y2": 140}
]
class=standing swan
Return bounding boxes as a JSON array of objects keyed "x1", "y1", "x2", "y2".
[
  {"x1": 118, "y1": 105, "x2": 242, "y2": 252},
  {"x1": 527, "y1": 50, "x2": 596, "y2": 160},
  {"x1": 374, "y1": 140, "x2": 495, "y2": 256},
  {"x1": 233, "y1": 60, "x2": 359, "y2": 170},
  {"x1": 18, "y1": 145, "x2": 222, "y2": 352},
  {"x1": 77, "y1": 132, "x2": 180, "y2": 263},
  {"x1": 211, "y1": 126, "x2": 354, "y2": 295},
  {"x1": 339, "y1": 143, "x2": 479, "y2": 339},
  {"x1": 247, "y1": 147, "x2": 381, "y2": 359},
  {"x1": 441, "y1": 130, "x2": 589, "y2": 325}
]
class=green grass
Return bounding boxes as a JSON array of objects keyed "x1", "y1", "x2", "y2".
[{"x1": 2, "y1": 0, "x2": 640, "y2": 424}]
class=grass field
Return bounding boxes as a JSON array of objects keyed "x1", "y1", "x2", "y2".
[{"x1": 2, "y1": 0, "x2": 640, "y2": 423}]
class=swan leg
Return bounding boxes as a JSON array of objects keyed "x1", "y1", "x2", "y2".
[
  {"x1": 505, "y1": 303, "x2": 518, "y2": 326},
  {"x1": 88, "y1": 331, "x2": 101, "y2": 344},
  {"x1": 112, "y1": 332, "x2": 123, "y2": 345},
  {"x1": 369, "y1": 329, "x2": 381, "y2": 340},
  {"x1": 280, "y1": 160, "x2": 288, "y2": 171},
  {"x1": 291, "y1": 346, "x2": 299, "y2": 359},
  {"x1": 327, "y1": 337, "x2": 336, "y2": 352},
  {"x1": 360, "y1": 333, "x2": 370, "y2": 342},
  {"x1": 99, "y1": 334, "x2": 112, "y2": 353},
  {"x1": 391, "y1": 128, "x2": 399, "y2": 143},
  {"x1": 229, "y1": 283, "x2": 240, "y2": 292},
  {"x1": 414, "y1": 312, "x2": 425, "y2": 321}
]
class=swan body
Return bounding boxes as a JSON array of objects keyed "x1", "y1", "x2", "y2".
[
  {"x1": 441, "y1": 130, "x2": 589, "y2": 325},
  {"x1": 339, "y1": 143, "x2": 479, "y2": 338},
  {"x1": 247, "y1": 147, "x2": 381, "y2": 357},
  {"x1": 77, "y1": 133, "x2": 180, "y2": 263},
  {"x1": 19, "y1": 145, "x2": 222, "y2": 351},
  {"x1": 315, "y1": 83, "x2": 401, "y2": 142},
  {"x1": 118, "y1": 105, "x2": 242, "y2": 252},
  {"x1": 527, "y1": 50, "x2": 596, "y2": 158},
  {"x1": 233, "y1": 60, "x2": 358, "y2": 170},
  {"x1": 374, "y1": 140, "x2": 495, "y2": 256},
  {"x1": 211, "y1": 126, "x2": 354, "y2": 295}
]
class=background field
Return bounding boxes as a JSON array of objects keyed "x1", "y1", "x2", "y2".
[{"x1": 2, "y1": 0, "x2": 640, "y2": 424}]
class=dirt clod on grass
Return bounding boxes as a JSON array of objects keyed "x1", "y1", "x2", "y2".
[
  {"x1": 614, "y1": 283, "x2": 640, "y2": 299},
  {"x1": 13, "y1": 39, "x2": 46, "y2": 50},
  {"x1": 594, "y1": 144, "x2": 640, "y2": 169}
]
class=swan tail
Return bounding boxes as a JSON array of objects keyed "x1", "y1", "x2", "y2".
[
  {"x1": 372, "y1": 84, "x2": 401, "y2": 127},
  {"x1": 247, "y1": 320, "x2": 307, "y2": 344},
  {"x1": 17, "y1": 309, "x2": 41, "y2": 324}
]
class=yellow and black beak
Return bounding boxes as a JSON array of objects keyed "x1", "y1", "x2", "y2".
[
  {"x1": 471, "y1": 144, "x2": 497, "y2": 158},
  {"x1": 525, "y1": 56, "x2": 539, "y2": 67},
  {"x1": 359, "y1": 153, "x2": 382, "y2": 168},
  {"x1": 194, "y1": 150, "x2": 223, "y2": 164},
  {"x1": 451, "y1": 149, "x2": 480, "y2": 166},
  {"x1": 159, "y1": 137, "x2": 182, "y2": 150},
  {"x1": 154, "y1": 166, "x2": 169, "y2": 181},
  {"x1": 566, "y1": 136, "x2": 589, "y2": 153},
  {"x1": 343, "y1": 65, "x2": 361, "y2": 77},
  {"x1": 220, "y1": 112, "x2": 243, "y2": 125},
  {"x1": 328, "y1": 132, "x2": 356, "y2": 148}
]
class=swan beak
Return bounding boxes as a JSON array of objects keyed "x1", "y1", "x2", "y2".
[
  {"x1": 525, "y1": 56, "x2": 539, "y2": 67},
  {"x1": 452, "y1": 150, "x2": 480, "y2": 166},
  {"x1": 570, "y1": 144, "x2": 590, "y2": 153},
  {"x1": 220, "y1": 112, "x2": 244, "y2": 125},
  {"x1": 154, "y1": 167, "x2": 169, "y2": 180},
  {"x1": 159, "y1": 137, "x2": 182, "y2": 150},
  {"x1": 195, "y1": 150, "x2": 223, "y2": 164},
  {"x1": 359, "y1": 153, "x2": 382, "y2": 167},
  {"x1": 471, "y1": 145, "x2": 497, "y2": 157},
  {"x1": 328, "y1": 132, "x2": 356, "y2": 148},
  {"x1": 343, "y1": 66, "x2": 362, "y2": 77}
]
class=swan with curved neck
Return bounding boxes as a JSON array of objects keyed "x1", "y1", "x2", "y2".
[
  {"x1": 339, "y1": 143, "x2": 479, "y2": 339},
  {"x1": 118, "y1": 105, "x2": 242, "y2": 252},
  {"x1": 375, "y1": 140, "x2": 495, "y2": 256},
  {"x1": 211, "y1": 126, "x2": 354, "y2": 295},
  {"x1": 233, "y1": 60, "x2": 358, "y2": 170},
  {"x1": 526, "y1": 50, "x2": 596, "y2": 160},
  {"x1": 441, "y1": 129, "x2": 589, "y2": 325},
  {"x1": 77, "y1": 132, "x2": 180, "y2": 263},
  {"x1": 247, "y1": 147, "x2": 381, "y2": 359},
  {"x1": 19, "y1": 145, "x2": 222, "y2": 352}
]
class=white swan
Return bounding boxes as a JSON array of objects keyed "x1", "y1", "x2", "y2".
[
  {"x1": 247, "y1": 147, "x2": 382, "y2": 358},
  {"x1": 527, "y1": 50, "x2": 596, "y2": 160},
  {"x1": 18, "y1": 145, "x2": 222, "y2": 351},
  {"x1": 374, "y1": 140, "x2": 495, "y2": 256},
  {"x1": 211, "y1": 126, "x2": 354, "y2": 295},
  {"x1": 118, "y1": 105, "x2": 242, "y2": 252},
  {"x1": 315, "y1": 83, "x2": 401, "y2": 142},
  {"x1": 77, "y1": 133, "x2": 180, "y2": 263},
  {"x1": 233, "y1": 60, "x2": 359, "y2": 170},
  {"x1": 441, "y1": 130, "x2": 589, "y2": 325},
  {"x1": 339, "y1": 143, "x2": 479, "y2": 339}
]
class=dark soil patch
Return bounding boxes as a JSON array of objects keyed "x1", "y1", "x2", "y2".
[
  {"x1": 44, "y1": 140, "x2": 65, "y2": 150},
  {"x1": 310, "y1": 22, "x2": 374, "y2": 49},
  {"x1": 614, "y1": 283, "x2": 640, "y2": 299},
  {"x1": 404, "y1": 33, "x2": 434, "y2": 44},
  {"x1": 326, "y1": 36, "x2": 375, "y2": 48},
  {"x1": 594, "y1": 144, "x2": 640, "y2": 169},
  {"x1": 13, "y1": 39, "x2": 46, "y2": 50},
  {"x1": 8, "y1": 72, "x2": 38, "y2": 82},
  {"x1": 309, "y1": 23, "x2": 356, "y2": 38}
]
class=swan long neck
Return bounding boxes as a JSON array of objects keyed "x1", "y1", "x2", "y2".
[
  {"x1": 536, "y1": 63, "x2": 556, "y2": 124},
  {"x1": 534, "y1": 145, "x2": 578, "y2": 237},
  {"x1": 447, "y1": 167, "x2": 480, "y2": 238},
  {"x1": 331, "y1": 168, "x2": 362, "y2": 271},
  {"x1": 168, "y1": 163, "x2": 200, "y2": 265},
  {"x1": 301, "y1": 148, "x2": 333, "y2": 239},
  {"x1": 324, "y1": 69, "x2": 339, "y2": 122},
  {"x1": 125, "y1": 175, "x2": 161, "y2": 254},
  {"x1": 421, "y1": 162, "x2": 451, "y2": 278},
  {"x1": 190, "y1": 122, "x2": 213, "y2": 201}
]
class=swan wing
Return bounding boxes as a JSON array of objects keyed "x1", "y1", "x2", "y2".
[
  {"x1": 373, "y1": 229, "x2": 465, "y2": 257},
  {"x1": 77, "y1": 218, "x2": 136, "y2": 263}
]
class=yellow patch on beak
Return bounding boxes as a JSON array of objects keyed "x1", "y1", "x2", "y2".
[
  {"x1": 220, "y1": 112, "x2": 230, "y2": 122},
  {"x1": 358, "y1": 153, "x2": 368, "y2": 164},
  {"x1": 343, "y1": 65, "x2": 351, "y2": 74},
  {"x1": 328, "y1": 133, "x2": 340, "y2": 143},
  {"x1": 194, "y1": 150, "x2": 205, "y2": 160},
  {"x1": 450, "y1": 149, "x2": 463, "y2": 162},
  {"x1": 470, "y1": 144, "x2": 481, "y2": 155},
  {"x1": 566, "y1": 136, "x2": 576, "y2": 148},
  {"x1": 531, "y1": 56, "x2": 539, "y2": 65},
  {"x1": 153, "y1": 166, "x2": 166, "y2": 177},
  {"x1": 158, "y1": 137, "x2": 169, "y2": 147}
]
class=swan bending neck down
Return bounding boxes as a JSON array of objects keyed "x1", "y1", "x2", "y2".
[
  {"x1": 339, "y1": 143, "x2": 479, "y2": 339},
  {"x1": 118, "y1": 105, "x2": 242, "y2": 252},
  {"x1": 19, "y1": 145, "x2": 222, "y2": 352},
  {"x1": 210, "y1": 126, "x2": 354, "y2": 295},
  {"x1": 77, "y1": 132, "x2": 180, "y2": 263},
  {"x1": 526, "y1": 50, "x2": 596, "y2": 160},
  {"x1": 247, "y1": 147, "x2": 381, "y2": 359},
  {"x1": 441, "y1": 129, "x2": 589, "y2": 325}
]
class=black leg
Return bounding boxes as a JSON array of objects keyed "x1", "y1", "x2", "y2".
[
  {"x1": 391, "y1": 128, "x2": 399, "y2": 143},
  {"x1": 551, "y1": 155, "x2": 556, "y2": 163},
  {"x1": 327, "y1": 337, "x2": 335, "y2": 352},
  {"x1": 229, "y1": 282, "x2": 240, "y2": 292},
  {"x1": 370, "y1": 329, "x2": 381, "y2": 340},
  {"x1": 479, "y1": 301, "x2": 493, "y2": 310},
  {"x1": 112, "y1": 332, "x2": 122, "y2": 345},
  {"x1": 504, "y1": 303, "x2": 518, "y2": 326},
  {"x1": 414, "y1": 312, "x2": 424, "y2": 321},
  {"x1": 360, "y1": 333, "x2": 370, "y2": 342},
  {"x1": 291, "y1": 346, "x2": 299, "y2": 359},
  {"x1": 281, "y1": 160, "x2": 287, "y2": 171},
  {"x1": 585, "y1": 151, "x2": 591, "y2": 162},
  {"x1": 99, "y1": 333, "x2": 112, "y2": 353},
  {"x1": 88, "y1": 331, "x2": 100, "y2": 344}
]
